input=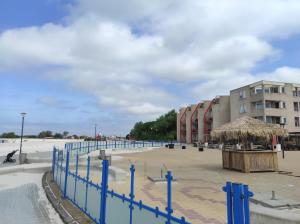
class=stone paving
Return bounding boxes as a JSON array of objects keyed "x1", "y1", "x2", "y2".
[{"x1": 88, "y1": 146, "x2": 300, "y2": 224}]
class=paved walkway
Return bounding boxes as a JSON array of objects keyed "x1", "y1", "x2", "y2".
[{"x1": 88, "y1": 147, "x2": 300, "y2": 224}]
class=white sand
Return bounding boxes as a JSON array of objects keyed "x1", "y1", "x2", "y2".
[{"x1": 0, "y1": 138, "x2": 81, "y2": 156}]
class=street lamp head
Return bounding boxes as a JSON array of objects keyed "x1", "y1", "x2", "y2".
[{"x1": 21, "y1": 112, "x2": 27, "y2": 117}]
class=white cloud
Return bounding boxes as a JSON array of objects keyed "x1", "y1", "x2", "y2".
[
  {"x1": 1, "y1": 0, "x2": 300, "y2": 118},
  {"x1": 260, "y1": 67, "x2": 300, "y2": 83}
]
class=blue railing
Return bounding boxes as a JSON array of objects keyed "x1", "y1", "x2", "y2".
[
  {"x1": 52, "y1": 146, "x2": 189, "y2": 224},
  {"x1": 65, "y1": 140, "x2": 180, "y2": 156},
  {"x1": 52, "y1": 142, "x2": 254, "y2": 224},
  {"x1": 223, "y1": 182, "x2": 254, "y2": 224}
]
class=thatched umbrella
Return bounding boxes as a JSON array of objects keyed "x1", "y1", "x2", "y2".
[{"x1": 211, "y1": 116, "x2": 288, "y2": 143}]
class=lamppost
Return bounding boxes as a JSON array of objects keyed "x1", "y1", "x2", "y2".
[
  {"x1": 94, "y1": 124, "x2": 97, "y2": 140},
  {"x1": 19, "y1": 112, "x2": 26, "y2": 164}
]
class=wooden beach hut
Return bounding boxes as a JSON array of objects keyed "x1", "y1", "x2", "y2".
[{"x1": 211, "y1": 116, "x2": 288, "y2": 173}]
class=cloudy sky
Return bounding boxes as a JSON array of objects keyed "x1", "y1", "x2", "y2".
[{"x1": 1, "y1": 0, "x2": 300, "y2": 136}]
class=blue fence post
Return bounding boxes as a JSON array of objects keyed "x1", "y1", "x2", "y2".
[
  {"x1": 223, "y1": 182, "x2": 233, "y2": 224},
  {"x1": 59, "y1": 151, "x2": 63, "y2": 187},
  {"x1": 88, "y1": 142, "x2": 90, "y2": 154},
  {"x1": 63, "y1": 150, "x2": 70, "y2": 199},
  {"x1": 85, "y1": 156, "x2": 91, "y2": 212},
  {"x1": 243, "y1": 185, "x2": 254, "y2": 224},
  {"x1": 115, "y1": 140, "x2": 117, "y2": 149},
  {"x1": 165, "y1": 171, "x2": 173, "y2": 224},
  {"x1": 129, "y1": 164, "x2": 135, "y2": 224},
  {"x1": 233, "y1": 183, "x2": 244, "y2": 224},
  {"x1": 52, "y1": 147, "x2": 56, "y2": 180},
  {"x1": 56, "y1": 150, "x2": 59, "y2": 183},
  {"x1": 100, "y1": 160, "x2": 109, "y2": 224},
  {"x1": 74, "y1": 153, "x2": 79, "y2": 203}
]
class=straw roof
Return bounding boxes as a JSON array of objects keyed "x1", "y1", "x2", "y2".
[{"x1": 211, "y1": 116, "x2": 288, "y2": 141}]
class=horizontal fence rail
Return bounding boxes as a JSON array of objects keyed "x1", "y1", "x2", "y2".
[
  {"x1": 52, "y1": 145, "x2": 190, "y2": 224},
  {"x1": 64, "y1": 140, "x2": 180, "y2": 156}
]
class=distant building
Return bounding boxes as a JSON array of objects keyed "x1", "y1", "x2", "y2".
[
  {"x1": 177, "y1": 96, "x2": 230, "y2": 143},
  {"x1": 177, "y1": 80, "x2": 300, "y2": 144}
]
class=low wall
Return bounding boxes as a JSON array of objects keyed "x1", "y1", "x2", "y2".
[{"x1": 251, "y1": 204, "x2": 300, "y2": 224}]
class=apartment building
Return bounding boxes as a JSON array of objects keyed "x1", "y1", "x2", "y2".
[
  {"x1": 177, "y1": 96, "x2": 230, "y2": 143},
  {"x1": 177, "y1": 107, "x2": 187, "y2": 143},
  {"x1": 177, "y1": 104, "x2": 199, "y2": 143},
  {"x1": 230, "y1": 80, "x2": 300, "y2": 134},
  {"x1": 177, "y1": 80, "x2": 300, "y2": 144}
]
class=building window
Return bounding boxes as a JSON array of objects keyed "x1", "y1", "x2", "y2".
[
  {"x1": 270, "y1": 87, "x2": 279, "y2": 93},
  {"x1": 265, "y1": 101, "x2": 282, "y2": 109},
  {"x1": 266, "y1": 116, "x2": 280, "y2": 124},
  {"x1": 281, "y1": 117, "x2": 287, "y2": 125},
  {"x1": 295, "y1": 117, "x2": 300, "y2": 127},
  {"x1": 255, "y1": 102, "x2": 264, "y2": 110},
  {"x1": 264, "y1": 88, "x2": 270, "y2": 94},
  {"x1": 294, "y1": 102, "x2": 299, "y2": 112},
  {"x1": 293, "y1": 88, "x2": 300, "y2": 97},
  {"x1": 293, "y1": 90, "x2": 298, "y2": 96},
  {"x1": 240, "y1": 104, "x2": 247, "y2": 113},
  {"x1": 239, "y1": 90, "x2": 246, "y2": 99},
  {"x1": 255, "y1": 87, "x2": 263, "y2": 94}
]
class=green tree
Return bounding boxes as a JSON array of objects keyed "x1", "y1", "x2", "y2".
[
  {"x1": 63, "y1": 131, "x2": 69, "y2": 138},
  {"x1": 0, "y1": 132, "x2": 19, "y2": 138},
  {"x1": 38, "y1": 131, "x2": 53, "y2": 138},
  {"x1": 129, "y1": 110, "x2": 177, "y2": 141},
  {"x1": 53, "y1": 133, "x2": 63, "y2": 139}
]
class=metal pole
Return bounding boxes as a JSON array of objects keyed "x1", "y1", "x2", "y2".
[
  {"x1": 95, "y1": 124, "x2": 97, "y2": 140},
  {"x1": 223, "y1": 182, "x2": 233, "y2": 224},
  {"x1": 19, "y1": 112, "x2": 26, "y2": 164},
  {"x1": 74, "y1": 153, "x2": 79, "y2": 203},
  {"x1": 129, "y1": 165, "x2": 135, "y2": 224},
  {"x1": 100, "y1": 160, "x2": 109, "y2": 224},
  {"x1": 52, "y1": 147, "x2": 56, "y2": 180},
  {"x1": 166, "y1": 171, "x2": 173, "y2": 224},
  {"x1": 85, "y1": 156, "x2": 91, "y2": 212},
  {"x1": 63, "y1": 150, "x2": 70, "y2": 199}
]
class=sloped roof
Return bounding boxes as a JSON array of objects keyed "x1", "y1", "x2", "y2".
[{"x1": 211, "y1": 116, "x2": 288, "y2": 141}]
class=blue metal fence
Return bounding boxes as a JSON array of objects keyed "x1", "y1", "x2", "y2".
[
  {"x1": 222, "y1": 182, "x2": 254, "y2": 224},
  {"x1": 53, "y1": 142, "x2": 254, "y2": 224},
  {"x1": 52, "y1": 146, "x2": 189, "y2": 224},
  {"x1": 65, "y1": 140, "x2": 180, "y2": 156}
]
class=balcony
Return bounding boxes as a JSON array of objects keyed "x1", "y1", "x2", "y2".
[
  {"x1": 293, "y1": 91, "x2": 300, "y2": 97},
  {"x1": 265, "y1": 100, "x2": 286, "y2": 109},
  {"x1": 250, "y1": 85, "x2": 285, "y2": 98},
  {"x1": 266, "y1": 116, "x2": 283, "y2": 125}
]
